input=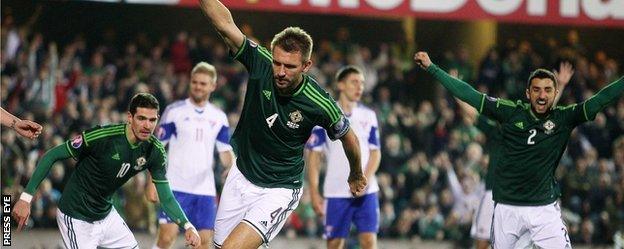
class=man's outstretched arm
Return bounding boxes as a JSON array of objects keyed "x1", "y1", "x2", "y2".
[
  {"x1": 198, "y1": 0, "x2": 245, "y2": 53},
  {"x1": 582, "y1": 76, "x2": 624, "y2": 121},
  {"x1": 414, "y1": 52, "x2": 486, "y2": 112}
]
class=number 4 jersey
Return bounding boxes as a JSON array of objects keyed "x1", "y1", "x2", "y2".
[
  {"x1": 230, "y1": 38, "x2": 349, "y2": 189},
  {"x1": 61, "y1": 124, "x2": 168, "y2": 222}
]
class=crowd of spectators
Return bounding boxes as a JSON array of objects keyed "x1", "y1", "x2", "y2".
[{"x1": 1, "y1": 8, "x2": 623, "y2": 248}]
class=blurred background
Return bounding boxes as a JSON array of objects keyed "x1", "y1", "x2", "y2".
[{"x1": 1, "y1": 0, "x2": 623, "y2": 248}]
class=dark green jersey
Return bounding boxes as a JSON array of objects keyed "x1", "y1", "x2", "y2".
[
  {"x1": 231, "y1": 38, "x2": 348, "y2": 189},
  {"x1": 60, "y1": 124, "x2": 168, "y2": 221},
  {"x1": 427, "y1": 64, "x2": 623, "y2": 206},
  {"x1": 475, "y1": 115, "x2": 501, "y2": 190},
  {"x1": 479, "y1": 99, "x2": 586, "y2": 205}
]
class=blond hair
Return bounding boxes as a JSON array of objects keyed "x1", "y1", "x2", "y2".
[{"x1": 191, "y1": 62, "x2": 217, "y2": 83}]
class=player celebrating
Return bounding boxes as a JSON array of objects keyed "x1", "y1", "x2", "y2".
[
  {"x1": 147, "y1": 62, "x2": 234, "y2": 249},
  {"x1": 415, "y1": 51, "x2": 622, "y2": 249},
  {"x1": 12, "y1": 93, "x2": 200, "y2": 249},
  {"x1": 455, "y1": 62, "x2": 574, "y2": 249},
  {"x1": 306, "y1": 66, "x2": 381, "y2": 249},
  {"x1": 198, "y1": 1, "x2": 367, "y2": 248}
]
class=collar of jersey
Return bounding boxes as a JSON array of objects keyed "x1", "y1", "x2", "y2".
[
  {"x1": 278, "y1": 76, "x2": 307, "y2": 98},
  {"x1": 528, "y1": 107, "x2": 551, "y2": 121}
]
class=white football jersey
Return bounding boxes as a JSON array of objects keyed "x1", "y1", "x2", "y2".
[
  {"x1": 158, "y1": 99, "x2": 232, "y2": 196},
  {"x1": 307, "y1": 104, "x2": 380, "y2": 198}
]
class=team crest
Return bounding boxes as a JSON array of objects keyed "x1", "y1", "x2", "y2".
[
  {"x1": 543, "y1": 120, "x2": 556, "y2": 135},
  {"x1": 287, "y1": 110, "x2": 303, "y2": 129},
  {"x1": 134, "y1": 157, "x2": 146, "y2": 170}
]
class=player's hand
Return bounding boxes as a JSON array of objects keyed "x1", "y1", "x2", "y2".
[
  {"x1": 184, "y1": 226, "x2": 201, "y2": 248},
  {"x1": 145, "y1": 182, "x2": 159, "y2": 203},
  {"x1": 310, "y1": 191, "x2": 325, "y2": 217},
  {"x1": 348, "y1": 172, "x2": 367, "y2": 197},
  {"x1": 12, "y1": 199, "x2": 31, "y2": 231},
  {"x1": 14, "y1": 119, "x2": 42, "y2": 140},
  {"x1": 554, "y1": 61, "x2": 574, "y2": 87},
  {"x1": 414, "y1": 52, "x2": 432, "y2": 70}
]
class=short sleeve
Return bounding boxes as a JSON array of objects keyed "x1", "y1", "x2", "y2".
[
  {"x1": 306, "y1": 126, "x2": 327, "y2": 152},
  {"x1": 368, "y1": 112, "x2": 380, "y2": 149}
]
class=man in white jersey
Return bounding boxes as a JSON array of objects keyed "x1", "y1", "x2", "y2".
[
  {"x1": 147, "y1": 62, "x2": 234, "y2": 249},
  {"x1": 306, "y1": 66, "x2": 381, "y2": 249}
]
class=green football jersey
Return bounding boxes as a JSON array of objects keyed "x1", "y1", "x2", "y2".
[
  {"x1": 230, "y1": 38, "x2": 348, "y2": 189},
  {"x1": 475, "y1": 115, "x2": 501, "y2": 191},
  {"x1": 60, "y1": 124, "x2": 168, "y2": 222},
  {"x1": 480, "y1": 98, "x2": 587, "y2": 205}
]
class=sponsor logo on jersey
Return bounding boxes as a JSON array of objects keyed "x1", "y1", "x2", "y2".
[
  {"x1": 287, "y1": 110, "x2": 303, "y2": 129},
  {"x1": 71, "y1": 135, "x2": 83, "y2": 149},
  {"x1": 260, "y1": 220, "x2": 268, "y2": 228},
  {"x1": 263, "y1": 90, "x2": 272, "y2": 100},
  {"x1": 134, "y1": 157, "x2": 147, "y2": 170},
  {"x1": 543, "y1": 120, "x2": 555, "y2": 134},
  {"x1": 514, "y1": 121, "x2": 524, "y2": 130},
  {"x1": 111, "y1": 153, "x2": 120, "y2": 160}
]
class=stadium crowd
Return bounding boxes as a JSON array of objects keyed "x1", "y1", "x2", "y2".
[{"x1": 1, "y1": 10, "x2": 623, "y2": 248}]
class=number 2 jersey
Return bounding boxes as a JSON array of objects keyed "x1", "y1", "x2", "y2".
[
  {"x1": 427, "y1": 64, "x2": 624, "y2": 206},
  {"x1": 61, "y1": 124, "x2": 168, "y2": 222},
  {"x1": 230, "y1": 38, "x2": 349, "y2": 189}
]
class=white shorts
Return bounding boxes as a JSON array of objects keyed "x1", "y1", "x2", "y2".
[
  {"x1": 56, "y1": 207, "x2": 138, "y2": 249},
  {"x1": 471, "y1": 190, "x2": 494, "y2": 241},
  {"x1": 492, "y1": 201, "x2": 571, "y2": 249},
  {"x1": 213, "y1": 164, "x2": 303, "y2": 247}
]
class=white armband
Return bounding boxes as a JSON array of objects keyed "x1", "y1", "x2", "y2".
[{"x1": 20, "y1": 192, "x2": 33, "y2": 203}]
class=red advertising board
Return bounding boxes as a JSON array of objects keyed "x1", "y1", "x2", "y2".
[{"x1": 152, "y1": 0, "x2": 624, "y2": 28}]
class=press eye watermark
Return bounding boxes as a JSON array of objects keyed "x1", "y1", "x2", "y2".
[{"x1": 2, "y1": 195, "x2": 11, "y2": 246}]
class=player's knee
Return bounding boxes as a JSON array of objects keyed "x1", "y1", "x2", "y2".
[
  {"x1": 327, "y1": 238, "x2": 345, "y2": 249},
  {"x1": 157, "y1": 231, "x2": 178, "y2": 248},
  {"x1": 358, "y1": 233, "x2": 377, "y2": 249}
]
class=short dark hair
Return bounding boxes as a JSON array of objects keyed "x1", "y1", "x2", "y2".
[
  {"x1": 527, "y1": 69, "x2": 557, "y2": 89},
  {"x1": 270, "y1": 27, "x2": 313, "y2": 62},
  {"x1": 335, "y1": 65, "x2": 363, "y2": 83},
  {"x1": 128, "y1": 93, "x2": 159, "y2": 115}
]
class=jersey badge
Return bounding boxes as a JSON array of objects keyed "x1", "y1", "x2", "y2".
[
  {"x1": 287, "y1": 110, "x2": 303, "y2": 129},
  {"x1": 543, "y1": 120, "x2": 556, "y2": 134},
  {"x1": 134, "y1": 156, "x2": 147, "y2": 170},
  {"x1": 71, "y1": 135, "x2": 83, "y2": 149}
]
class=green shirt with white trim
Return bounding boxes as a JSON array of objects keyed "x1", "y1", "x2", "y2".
[
  {"x1": 59, "y1": 124, "x2": 168, "y2": 222},
  {"x1": 230, "y1": 38, "x2": 349, "y2": 189}
]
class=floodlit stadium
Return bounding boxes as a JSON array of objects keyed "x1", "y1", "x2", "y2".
[{"x1": 1, "y1": 0, "x2": 623, "y2": 248}]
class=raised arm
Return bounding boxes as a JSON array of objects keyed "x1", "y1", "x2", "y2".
[
  {"x1": 1, "y1": 107, "x2": 43, "y2": 140},
  {"x1": 553, "y1": 61, "x2": 574, "y2": 106},
  {"x1": 414, "y1": 52, "x2": 486, "y2": 111},
  {"x1": 339, "y1": 128, "x2": 367, "y2": 197},
  {"x1": 583, "y1": 76, "x2": 624, "y2": 121},
  {"x1": 198, "y1": 0, "x2": 245, "y2": 53}
]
